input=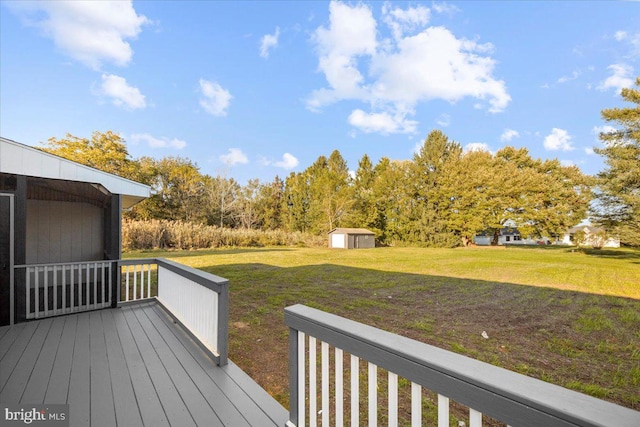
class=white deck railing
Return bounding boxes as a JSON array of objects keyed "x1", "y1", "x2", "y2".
[
  {"x1": 15, "y1": 261, "x2": 113, "y2": 320},
  {"x1": 13, "y1": 258, "x2": 228, "y2": 366},
  {"x1": 285, "y1": 304, "x2": 640, "y2": 427},
  {"x1": 119, "y1": 258, "x2": 229, "y2": 366}
]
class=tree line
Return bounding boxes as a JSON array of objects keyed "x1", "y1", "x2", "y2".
[{"x1": 41, "y1": 78, "x2": 640, "y2": 247}]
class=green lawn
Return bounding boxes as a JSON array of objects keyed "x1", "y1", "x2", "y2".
[{"x1": 125, "y1": 245, "x2": 640, "y2": 413}]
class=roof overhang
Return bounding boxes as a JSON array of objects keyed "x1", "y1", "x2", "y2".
[{"x1": 0, "y1": 137, "x2": 150, "y2": 209}]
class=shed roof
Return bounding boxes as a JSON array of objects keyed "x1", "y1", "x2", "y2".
[
  {"x1": 0, "y1": 137, "x2": 150, "y2": 208},
  {"x1": 328, "y1": 228, "x2": 375, "y2": 235}
]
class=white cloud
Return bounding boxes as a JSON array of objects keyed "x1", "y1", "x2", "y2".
[
  {"x1": 614, "y1": 31, "x2": 628, "y2": 41},
  {"x1": 348, "y1": 109, "x2": 418, "y2": 134},
  {"x1": 130, "y1": 133, "x2": 186, "y2": 149},
  {"x1": 273, "y1": 153, "x2": 299, "y2": 169},
  {"x1": 260, "y1": 26, "x2": 280, "y2": 59},
  {"x1": 543, "y1": 128, "x2": 574, "y2": 151},
  {"x1": 308, "y1": 2, "x2": 510, "y2": 135},
  {"x1": 463, "y1": 142, "x2": 491, "y2": 153},
  {"x1": 308, "y1": 1, "x2": 377, "y2": 110},
  {"x1": 432, "y1": 2, "x2": 460, "y2": 15},
  {"x1": 98, "y1": 74, "x2": 146, "y2": 109},
  {"x1": 557, "y1": 70, "x2": 581, "y2": 84},
  {"x1": 598, "y1": 64, "x2": 634, "y2": 94},
  {"x1": 7, "y1": 1, "x2": 148, "y2": 70},
  {"x1": 585, "y1": 148, "x2": 595, "y2": 155},
  {"x1": 560, "y1": 160, "x2": 575, "y2": 167},
  {"x1": 500, "y1": 128, "x2": 520, "y2": 142},
  {"x1": 199, "y1": 79, "x2": 232, "y2": 116},
  {"x1": 220, "y1": 148, "x2": 248, "y2": 166},
  {"x1": 592, "y1": 125, "x2": 616, "y2": 136},
  {"x1": 382, "y1": 3, "x2": 430, "y2": 40},
  {"x1": 436, "y1": 113, "x2": 451, "y2": 127}
]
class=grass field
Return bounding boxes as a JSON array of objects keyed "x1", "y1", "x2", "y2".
[{"x1": 125, "y1": 245, "x2": 640, "y2": 414}]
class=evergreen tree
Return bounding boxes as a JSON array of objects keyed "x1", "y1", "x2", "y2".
[{"x1": 593, "y1": 77, "x2": 640, "y2": 246}]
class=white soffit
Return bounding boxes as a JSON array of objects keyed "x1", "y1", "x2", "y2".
[{"x1": 0, "y1": 137, "x2": 150, "y2": 208}]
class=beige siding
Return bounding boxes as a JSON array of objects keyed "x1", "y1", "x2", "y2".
[{"x1": 26, "y1": 200, "x2": 103, "y2": 264}]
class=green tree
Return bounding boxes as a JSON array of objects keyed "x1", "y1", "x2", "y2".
[
  {"x1": 139, "y1": 156, "x2": 207, "y2": 222},
  {"x1": 409, "y1": 130, "x2": 462, "y2": 247},
  {"x1": 593, "y1": 77, "x2": 640, "y2": 246},
  {"x1": 256, "y1": 176, "x2": 284, "y2": 230},
  {"x1": 282, "y1": 171, "x2": 312, "y2": 232},
  {"x1": 346, "y1": 154, "x2": 379, "y2": 231},
  {"x1": 41, "y1": 131, "x2": 139, "y2": 180},
  {"x1": 371, "y1": 158, "x2": 413, "y2": 245}
]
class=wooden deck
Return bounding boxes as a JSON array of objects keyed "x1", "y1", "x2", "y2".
[{"x1": 0, "y1": 301, "x2": 288, "y2": 427}]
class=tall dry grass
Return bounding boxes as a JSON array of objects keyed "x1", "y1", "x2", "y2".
[{"x1": 122, "y1": 219, "x2": 325, "y2": 250}]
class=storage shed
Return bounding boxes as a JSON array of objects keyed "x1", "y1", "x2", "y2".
[
  {"x1": 0, "y1": 137, "x2": 150, "y2": 325},
  {"x1": 328, "y1": 228, "x2": 375, "y2": 249}
]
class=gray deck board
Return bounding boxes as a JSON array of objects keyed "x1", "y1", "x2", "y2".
[
  {"x1": 89, "y1": 310, "x2": 116, "y2": 427},
  {"x1": 121, "y1": 305, "x2": 197, "y2": 427},
  {"x1": 143, "y1": 303, "x2": 253, "y2": 427},
  {"x1": 113, "y1": 304, "x2": 169, "y2": 427},
  {"x1": 21, "y1": 316, "x2": 65, "y2": 403},
  {"x1": 0, "y1": 318, "x2": 52, "y2": 404},
  {"x1": 68, "y1": 312, "x2": 90, "y2": 427},
  {"x1": 146, "y1": 303, "x2": 288, "y2": 427},
  {"x1": 0, "y1": 301, "x2": 288, "y2": 427},
  {"x1": 0, "y1": 322, "x2": 23, "y2": 361},
  {"x1": 101, "y1": 309, "x2": 144, "y2": 427},
  {"x1": 44, "y1": 314, "x2": 77, "y2": 403},
  {"x1": 132, "y1": 305, "x2": 223, "y2": 427},
  {"x1": 0, "y1": 321, "x2": 38, "y2": 388}
]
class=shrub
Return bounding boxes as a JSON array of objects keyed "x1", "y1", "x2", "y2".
[{"x1": 122, "y1": 219, "x2": 325, "y2": 250}]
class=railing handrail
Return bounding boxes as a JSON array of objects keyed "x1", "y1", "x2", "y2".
[
  {"x1": 14, "y1": 260, "x2": 114, "y2": 269},
  {"x1": 118, "y1": 258, "x2": 229, "y2": 294},
  {"x1": 285, "y1": 304, "x2": 640, "y2": 427}
]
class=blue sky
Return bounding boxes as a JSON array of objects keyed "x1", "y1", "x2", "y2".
[{"x1": 1, "y1": 1, "x2": 639, "y2": 183}]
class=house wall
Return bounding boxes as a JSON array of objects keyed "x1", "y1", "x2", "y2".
[{"x1": 26, "y1": 200, "x2": 103, "y2": 264}]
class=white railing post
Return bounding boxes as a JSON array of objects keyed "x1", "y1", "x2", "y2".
[
  {"x1": 368, "y1": 362, "x2": 377, "y2": 427},
  {"x1": 309, "y1": 336, "x2": 317, "y2": 427},
  {"x1": 411, "y1": 383, "x2": 421, "y2": 427},
  {"x1": 351, "y1": 355, "x2": 359, "y2": 427},
  {"x1": 335, "y1": 348, "x2": 343, "y2": 427},
  {"x1": 322, "y1": 341, "x2": 329, "y2": 427}
]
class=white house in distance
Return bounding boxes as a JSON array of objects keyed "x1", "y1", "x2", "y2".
[
  {"x1": 561, "y1": 225, "x2": 621, "y2": 248},
  {"x1": 474, "y1": 224, "x2": 621, "y2": 248},
  {"x1": 473, "y1": 228, "x2": 549, "y2": 246}
]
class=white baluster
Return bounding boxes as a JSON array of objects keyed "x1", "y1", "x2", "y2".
[
  {"x1": 335, "y1": 348, "x2": 343, "y2": 427},
  {"x1": 298, "y1": 332, "x2": 306, "y2": 427},
  {"x1": 310, "y1": 336, "x2": 317, "y2": 427},
  {"x1": 351, "y1": 355, "x2": 359, "y2": 427},
  {"x1": 411, "y1": 382, "x2": 421, "y2": 427},
  {"x1": 438, "y1": 394, "x2": 449, "y2": 427},
  {"x1": 470, "y1": 409, "x2": 482, "y2": 427},
  {"x1": 368, "y1": 363, "x2": 377, "y2": 427},
  {"x1": 322, "y1": 341, "x2": 329, "y2": 427},
  {"x1": 388, "y1": 372, "x2": 398, "y2": 427}
]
